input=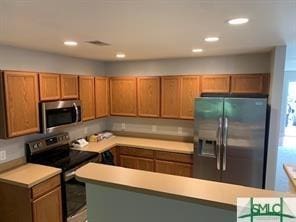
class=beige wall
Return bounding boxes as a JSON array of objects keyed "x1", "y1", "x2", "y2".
[{"x1": 105, "y1": 52, "x2": 271, "y2": 76}]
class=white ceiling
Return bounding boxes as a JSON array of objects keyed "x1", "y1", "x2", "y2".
[{"x1": 0, "y1": 0, "x2": 295, "y2": 61}]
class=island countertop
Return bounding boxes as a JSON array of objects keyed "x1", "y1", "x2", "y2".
[
  {"x1": 73, "y1": 136, "x2": 194, "y2": 154},
  {"x1": 284, "y1": 164, "x2": 296, "y2": 191},
  {"x1": 76, "y1": 163, "x2": 295, "y2": 210}
]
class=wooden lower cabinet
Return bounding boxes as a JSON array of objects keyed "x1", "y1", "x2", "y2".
[
  {"x1": 116, "y1": 147, "x2": 193, "y2": 177},
  {"x1": 155, "y1": 160, "x2": 192, "y2": 177},
  {"x1": 0, "y1": 175, "x2": 62, "y2": 222},
  {"x1": 120, "y1": 155, "x2": 154, "y2": 172},
  {"x1": 33, "y1": 187, "x2": 62, "y2": 222}
]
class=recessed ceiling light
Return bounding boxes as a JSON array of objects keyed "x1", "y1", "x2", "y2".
[
  {"x1": 116, "y1": 53, "x2": 126, "y2": 58},
  {"x1": 64, "y1": 41, "x2": 78, "y2": 46},
  {"x1": 192, "y1": 48, "x2": 203, "y2": 53},
  {"x1": 204, "y1": 37, "x2": 220, "y2": 42},
  {"x1": 228, "y1": 18, "x2": 249, "y2": 25}
]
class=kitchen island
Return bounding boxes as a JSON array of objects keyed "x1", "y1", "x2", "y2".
[{"x1": 76, "y1": 163, "x2": 294, "y2": 222}]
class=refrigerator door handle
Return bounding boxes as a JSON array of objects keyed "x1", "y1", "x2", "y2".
[
  {"x1": 222, "y1": 117, "x2": 228, "y2": 171},
  {"x1": 216, "y1": 117, "x2": 223, "y2": 170}
]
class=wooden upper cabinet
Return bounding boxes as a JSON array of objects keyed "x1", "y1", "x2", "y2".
[
  {"x1": 39, "y1": 73, "x2": 61, "y2": 101},
  {"x1": 231, "y1": 74, "x2": 268, "y2": 94},
  {"x1": 180, "y1": 76, "x2": 200, "y2": 119},
  {"x1": 110, "y1": 77, "x2": 137, "y2": 116},
  {"x1": 2, "y1": 71, "x2": 39, "y2": 137},
  {"x1": 79, "y1": 76, "x2": 95, "y2": 121},
  {"x1": 137, "y1": 77, "x2": 160, "y2": 117},
  {"x1": 201, "y1": 75, "x2": 230, "y2": 93},
  {"x1": 95, "y1": 77, "x2": 109, "y2": 118},
  {"x1": 161, "y1": 76, "x2": 181, "y2": 118},
  {"x1": 60, "y1": 74, "x2": 78, "y2": 99}
]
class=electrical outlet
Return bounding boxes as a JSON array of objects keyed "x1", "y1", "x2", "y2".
[
  {"x1": 0, "y1": 151, "x2": 6, "y2": 161},
  {"x1": 152, "y1": 125, "x2": 157, "y2": 132},
  {"x1": 121, "y1": 122, "x2": 126, "y2": 131},
  {"x1": 177, "y1": 127, "x2": 183, "y2": 135}
]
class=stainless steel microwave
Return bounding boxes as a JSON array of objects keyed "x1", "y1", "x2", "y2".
[{"x1": 41, "y1": 100, "x2": 82, "y2": 134}]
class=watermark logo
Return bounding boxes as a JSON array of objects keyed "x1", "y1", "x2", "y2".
[{"x1": 237, "y1": 198, "x2": 296, "y2": 221}]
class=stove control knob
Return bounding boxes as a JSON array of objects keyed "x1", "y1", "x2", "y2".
[
  {"x1": 38, "y1": 142, "x2": 42, "y2": 148},
  {"x1": 33, "y1": 144, "x2": 38, "y2": 149}
]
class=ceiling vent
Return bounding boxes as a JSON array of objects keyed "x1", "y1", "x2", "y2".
[{"x1": 85, "y1": 40, "x2": 110, "y2": 46}]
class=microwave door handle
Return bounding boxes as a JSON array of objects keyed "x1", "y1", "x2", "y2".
[
  {"x1": 73, "y1": 103, "x2": 79, "y2": 123},
  {"x1": 216, "y1": 117, "x2": 223, "y2": 170},
  {"x1": 222, "y1": 117, "x2": 228, "y2": 171}
]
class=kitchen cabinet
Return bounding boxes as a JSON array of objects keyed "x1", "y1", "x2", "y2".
[
  {"x1": 79, "y1": 76, "x2": 95, "y2": 121},
  {"x1": 95, "y1": 77, "x2": 109, "y2": 118},
  {"x1": 137, "y1": 77, "x2": 160, "y2": 117},
  {"x1": 116, "y1": 146, "x2": 193, "y2": 177},
  {"x1": 201, "y1": 75, "x2": 230, "y2": 93},
  {"x1": 60, "y1": 74, "x2": 78, "y2": 99},
  {"x1": 120, "y1": 155, "x2": 154, "y2": 172},
  {"x1": 0, "y1": 71, "x2": 40, "y2": 138},
  {"x1": 110, "y1": 77, "x2": 137, "y2": 116},
  {"x1": 0, "y1": 175, "x2": 62, "y2": 222},
  {"x1": 155, "y1": 160, "x2": 192, "y2": 177},
  {"x1": 161, "y1": 76, "x2": 181, "y2": 118},
  {"x1": 39, "y1": 73, "x2": 61, "y2": 101},
  {"x1": 230, "y1": 74, "x2": 268, "y2": 94},
  {"x1": 180, "y1": 76, "x2": 200, "y2": 119}
]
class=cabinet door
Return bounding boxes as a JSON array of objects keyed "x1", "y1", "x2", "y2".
[
  {"x1": 39, "y1": 73, "x2": 61, "y2": 101},
  {"x1": 3, "y1": 71, "x2": 40, "y2": 137},
  {"x1": 79, "y1": 76, "x2": 95, "y2": 121},
  {"x1": 137, "y1": 77, "x2": 160, "y2": 117},
  {"x1": 155, "y1": 160, "x2": 192, "y2": 177},
  {"x1": 161, "y1": 76, "x2": 181, "y2": 118},
  {"x1": 180, "y1": 76, "x2": 200, "y2": 119},
  {"x1": 32, "y1": 187, "x2": 62, "y2": 222},
  {"x1": 95, "y1": 77, "x2": 109, "y2": 118},
  {"x1": 110, "y1": 77, "x2": 137, "y2": 116},
  {"x1": 201, "y1": 75, "x2": 230, "y2": 93},
  {"x1": 120, "y1": 155, "x2": 154, "y2": 172},
  {"x1": 60, "y1": 74, "x2": 78, "y2": 99},
  {"x1": 231, "y1": 74, "x2": 265, "y2": 93}
]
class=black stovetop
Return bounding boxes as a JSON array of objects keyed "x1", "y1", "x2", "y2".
[{"x1": 28, "y1": 145, "x2": 98, "y2": 171}]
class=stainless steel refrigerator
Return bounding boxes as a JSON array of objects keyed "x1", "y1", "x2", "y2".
[{"x1": 193, "y1": 97, "x2": 268, "y2": 188}]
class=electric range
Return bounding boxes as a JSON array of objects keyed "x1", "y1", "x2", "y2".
[{"x1": 26, "y1": 132, "x2": 99, "y2": 222}]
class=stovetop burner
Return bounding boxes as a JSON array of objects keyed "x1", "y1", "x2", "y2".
[{"x1": 26, "y1": 133, "x2": 99, "y2": 171}]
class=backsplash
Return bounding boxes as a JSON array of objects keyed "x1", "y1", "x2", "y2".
[
  {"x1": 107, "y1": 116, "x2": 194, "y2": 137},
  {"x1": 0, "y1": 118, "x2": 107, "y2": 164}
]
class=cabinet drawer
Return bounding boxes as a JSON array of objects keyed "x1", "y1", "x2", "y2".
[
  {"x1": 119, "y1": 147, "x2": 154, "y2": 159},
  {"x1": 155, "y1": 160, "x2": 192, "y2": 177},
  {"x1": 155, "y1": 151, "x2": 193, "y2": 164},
  {"x1": 32, "y1": 175, "x2": 61, "y2": 200},
  {"x1": 120, "y1": 155, "x2": 154, "y2": 172}
]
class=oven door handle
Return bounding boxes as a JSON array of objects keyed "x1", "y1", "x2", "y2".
[
  {"x1": 73, "y1": 102, "x2": 79, "y2": 123},
  {"x1": 64, "y1": 171, "x2": 76, "y2": 181}
]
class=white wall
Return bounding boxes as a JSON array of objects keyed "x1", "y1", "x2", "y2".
[
  {"x1": 265, "y1": 46, "x2": 287, "y2": 190},
  {"x1": 0, "y1": 45, "x2": 107, "y2": 164},
  {"x1": 105, "y1": 52, "x2": 270, "y2": 76}
]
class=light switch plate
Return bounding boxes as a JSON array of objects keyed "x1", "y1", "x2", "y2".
[
  {"x1": 177, "y1": 127, "x2": 183, "y2": 135},
  {"x1": 0, "y1": 150, "x2": 6, "y2": 161},
  {"x1": 121, "y1": 122, "x2": 126, "y2": 131},
  {"x1": 152, "y1": 125, "x2": 157, "y2": 132}
]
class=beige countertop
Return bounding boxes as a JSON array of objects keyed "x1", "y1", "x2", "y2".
[
  {"x1": 76, "y1": 163, "x2": 294, "y2": 210},
  {"x1": 73, "y1": 136, "x2": 194, "y2": 154},
  {"x1": 284, "y1": 164, "x2": 296, "y2": 190},
  {"x1": 0, "y1": 163, "x2": 61, "y2": 188}
]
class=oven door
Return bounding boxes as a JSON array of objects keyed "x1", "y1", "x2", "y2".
[
  {"x1": 41, "y1": 100, "x2": 82, "y2": 134},
  {"x1": 64, "y1": 171, "x2": 87, "y2": 222}
]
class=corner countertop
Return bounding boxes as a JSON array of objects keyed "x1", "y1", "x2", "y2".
[
  {"x1": 73, "y1": 136, "x2": 194, "y2": 154},
  {"x1": 76, "y1": 163, "x2": 294, "y2": 210},
  {"x1": 284, "y1": 164, "x2": 296, "y2": 190},
  {"x1": 0, "y1": 163, "x2": 61, "y2": 188}
]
